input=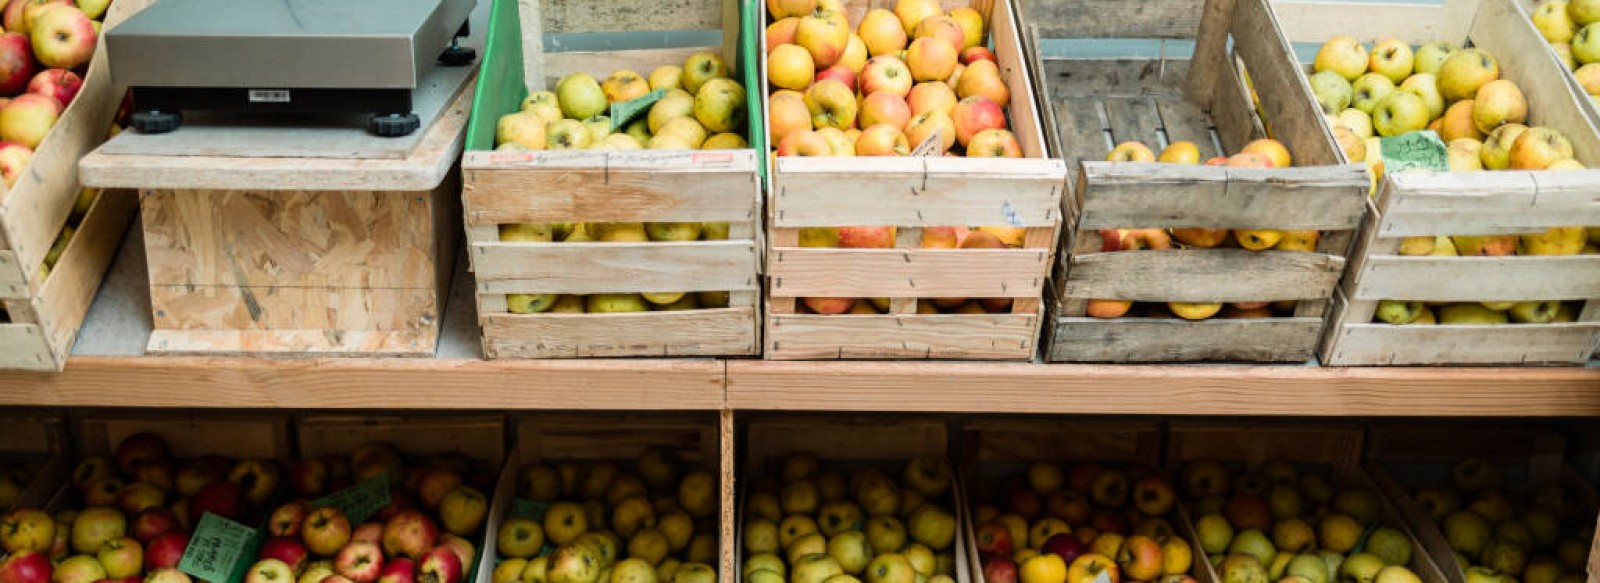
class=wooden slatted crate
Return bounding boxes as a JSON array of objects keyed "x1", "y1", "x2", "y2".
[
  {"x1": 1033, "y1": 0, "x2": 1371, "y2": 363},
  {"x1": 1273, "y1": 0, "x2": 1600, "y2": 365},
  {"x1": 0, "y1": 0, "x2": 147, "y2": 370},
  {"x1": 460, "y1": 0, "x2": 763, "y2": 358},
  {"x1": 0, "y1": 414, "x2": 70, "y2": 511},
  {"x1": 759, "y1": 0, "x2": 1069, "y2": 361}
]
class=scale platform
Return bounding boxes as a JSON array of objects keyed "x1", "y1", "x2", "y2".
[{"x1": 106, "y1": 0, "x2": 476, "y2": 136}]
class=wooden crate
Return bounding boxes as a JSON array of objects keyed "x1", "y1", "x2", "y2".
[
  {"x1": 76, "y1": 412, "x2": 293, "y2": 465},
  {"x1": 0, "y1": 0, "x2": 149, "y2": 370},
  {"x1": 1365, "y1": 423, "x2": 1599, "y2": 583},
  {"x1": 736, "y1": 416, "x2": 971, "y2": 583},
  {"x1": 459, "y1": 0, "x2": 763, "y2": 358},
  {"x1": 0, "y1": 414, "x2": 70, "y2": 511},
  {"x1": 759, "y1": 0, "x2": 1069, "y2": 361},
  {"x1": 1167, "y1": 423, "x2": 1451, "y2": 583},
  {"x1": 479, "y1": 414, "x2": 729, "y2": 582},
  {"x1": 1032, "y1": 0, "x2": 1370, "y2": 363},
  {"x1": 1267, "y1": 0, "x2": 1600, "y2": 365}
]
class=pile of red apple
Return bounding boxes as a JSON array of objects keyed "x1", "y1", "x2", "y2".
[
  {"x1": 766, "y1": 0, "x2": 1023, "y2": 158},
  {"x1": 0, "y1": 432, "x2": 285, "y2": 583},
  {"x1": 246, "y1": 443, "x2": 489, "y2": 583},
  {"x1": 0, "y1": 0, "x2": 109, "y2": 188},
  {"x1": 971, "y1": 462, "x2": 1192, "y2": 583}
]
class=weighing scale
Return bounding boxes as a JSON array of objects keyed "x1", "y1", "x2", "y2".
[{"x1": 105, "y1": 0, "x2": 477, "y2": 137}]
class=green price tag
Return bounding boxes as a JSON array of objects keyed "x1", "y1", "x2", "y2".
[
  {"x1": 1379, "y1": 130, "x2": 1448, "y2": 173},
  {"x1": 510, "y1": 498, "x2": 550, "y2": 521},
  {"x1": 178, "y1": 513, "x2": 259, "y2": 583},
  {"x1": 611, "y1": 89, "x2": 667, "y2": 131},
  {"x1": 313, "y1": 475, "x2": 391, "y2": 524}
]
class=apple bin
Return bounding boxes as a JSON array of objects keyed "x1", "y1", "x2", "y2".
[
  {"x1": 1270, "y1": 0, "x2": 1600, "y2": 365},
  {"x1": 458, "y1": 0, "x2": 765, "y2": 358},
  {"x1": 958, "y1": 419, "x2": 1210, "y2": 583},
  {"x1": 1362, "y1": 422, "x2": 1598, "y2": 583},
  {"x1": 0, "y1": 0, "x2": 147, "y2": 370},
  {"x1": 735, "y1": 415, "x2": 971, "y2": 583},
  {"x1": 759, "y1": 0, "x2": 1069, "y2": 361},
  {"x1": 478, "y1": 414, "x2": 727, "y2": 583},
  {"x1": 1029, "y1": 0, "x2": 1371, "y2": 363},
  {"x1": 1165, "y1": 423, "x2": 1451, "y2": 583},
  {"x1": 0, "y1": 414, "x2": 71, "y2": 512}
]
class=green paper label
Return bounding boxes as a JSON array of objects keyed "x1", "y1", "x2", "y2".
[
  {"x1": 178, "y1": 513, "x2": 258, "y2": 583},
  {"x1": 313, "y1": 475, "x2": 391, "y2": 524},
  {"x1": 611, "y1": 89, "x2": 668, "y2": 131},
  {"x1": 510, "y1": 498, "x2": 550, "y2": 521},
  {"x1": 1379, "y1": 130, "x2": 1448, "y2": 173}
]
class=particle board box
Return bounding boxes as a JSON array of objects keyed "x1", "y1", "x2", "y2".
[
  {"x1": 460, "y1": 0, "x2": 763, "y2": 359},
  {"x1": 0, "y1": 0, "x2": 149, "y2": 370},
  {"x1": 1033, "y1": 0, "x2": 1370, "y2": 363},
  {"x1": 1364, "y1": 423, "x2": 1599, "y2": 583},
  {"x1": 1270, "y1": 0, "x2": 1600, "y2": 365},
  {"x1": 1166, "y1": 423, "x2": 1451, "y2": 583},
  {"x1": 759, "y1": 0, "x2": 1068, "y2": 361},
  {"x1": 736, "y1": 416, "x2": 971, "y2": 583},
  {"x1": 0, "y1": 414, "x2": 70, "y2": 511}
]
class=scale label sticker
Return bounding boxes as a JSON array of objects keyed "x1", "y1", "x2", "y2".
[{"x1": 249, "y1": 90, "x2": 291, "y2": 103}]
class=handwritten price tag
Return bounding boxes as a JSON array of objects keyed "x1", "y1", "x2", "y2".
[
  {"x1": 178, "y1": 513, "x2": 258, "y2": 583},
  {"x1": 1379, "y1": 130, "x2": 1448, "y2": 173},
  {"x1": 611, "y1": 89, "x2": 667, "y2": 131},
  {"x1": 313, "y1": 475, "x2": 391, "y2": 525},
  {"x1": 911, "y1": 129, "x2": 943, "y2": 157}
]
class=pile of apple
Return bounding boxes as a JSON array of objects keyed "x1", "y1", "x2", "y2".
[
  {"x1": 1180, "y1": 459, "x2": 1425, "y2": 583},
  {"x1": 244, "y1": 443, "x2": 491, "y2": 583},
  {"x1": 0, "y1": 0, "x2": 109, "y2": 189},
  {"x1": 495, "y1": 53, "x2": 747, "y2": 152},
  {"x1": 765, "y1": 0, "x2": 1023, "y2": 158},
  {"x1": 1531, "y1": 0, "x2": 1600, "y2": 103},
  {"x1": 495, "y1": 222, "x2": 735, "y2": 315},
  {"x1": 1404, "y1": 458, "x2": 1590, "y2": 583},
  {"x1": 0, "y1": 432, "x2": 286, "y2": 583},
  {"x1": 740, "y1": 454, "x2": 960, "y2": 583},
  {"x1": 970, "y1": 462, "x2": 1194, "y2": 583},
  {"x1": 489, "y1": 448, "x2": 720, "y2": 583},
  {"x1": 0, "y1": 462, "x2": 41, "y2": 510},
  {"x1": 793, "y1": 226, "x2": 1025, "y2": 316},
  {"x1": 1369, "y1": 227, "x2": 1596, "y2": 326},
  {"x1": 1089, "y1": 137, "x2": 1315, "y2": 322}
]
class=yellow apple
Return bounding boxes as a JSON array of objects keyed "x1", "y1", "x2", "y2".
[
  {"x1": 1508, "y1": 126, "x2": 1574, "y2": 170},
  {"x1": 1314, "y1": 36, "x2": 1368, "y2": 80},
  {"x1": 1471, "y1": 80, "x2": 1527, "y2": 135},
  {"x1": 769, "y1": 44, "x2": 816, "y2": 91},
  {"x1": 1480, "y1": 123, "x2": 1528, "y2": 170},
  {"x1": 1437, "y1": 48, "x2": 1499, "y2": 102}
]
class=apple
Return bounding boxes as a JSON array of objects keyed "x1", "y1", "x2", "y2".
[
  {"x1": 437, "y1": 486, "x2": 486, "y2": 537},
  {"x1": 375, "y1": 559, "x2": 414, "y2": 583},
  {"x1": 2, "y1": 509, "x2": 55, "y2": 553},
  {"x1": 188, "y1": 479, "x2": 243, "y2": 524},
  {"x1": 268, "y1": 501, "x2": 310, "y2": 538},
  {"x1": 1480, "y1": 123, "x2": 1528, "y2": 170},
  {"x1": 907, "y1": 81, "x2": 957, "y2": 116},
  {"x1": 115, "y1": 483, "x2": 165, "y2": 516},
  {"x1": 259, "y1": 537, "x2": 309, "y2": 574},
  {"x1": 1396, "y1": 73, "x2": 1444, "y2": 119},
  {"x1": 96, "y1": 536, "x2": 143, "y2": 578},
  {"x1": 814, "y1": 64, "x2": 855, "y2": 91},
  {"x1": 601, "y1": 70, "x2": 649, "y2": 104},
  {"x1": 806, "y1": 79, "x2": 858, "y2": 130},
  {"x1": 908, "y1": 36, "x2": 958, "y2": 83},
  {"x1": 906, "y1": 109, "x2": 955, "y2": 153},
  {"x1": 27, "y1": 69, "x2": 78, "y2": 106},
  {"x1": 1314, "y1": 36, "x2": 1368, "y2": 80},
  {"x1": 1413, "y1": 40, "x2": 1457, "y2": 75},
  {"x1": 114, "y1": 434, "x2": 171, "y2": 477},
  {"x1": 858, "y1": 9, "x2": 906, "y2": 57},
  {"x1": 496, "y1": 517, "x2": 544, "y2": 559},
  {"x1": 5, "y1": 0, "x2": 62, "y2": 38},
  {"x1": 961, "y1": 47, "x2": 997, "y2": 65},
  {"x1": 335, "y1": 542, "x2": 384, "y2": 583},
  {"x1": 1367, "y1": 39, "x2": 1414, "y2": 82},
  {"x1": 0, "y1": 550, "x2": 51, "y2": 583},
  {"x1": 416, "y1": 548, "x2": 461, "y2": 583},
  {"x1": 796, "y1": 10, "x2": 849, "y2": 68},
  {"x1": 769, "y1": 44, "x2": 815, "y2": 91},
  {"x1": 1307, "y1": 71, "x2": 1353, "y2": 115},
  {"x1": 380, "y1": 511, "x2": 437, "y2": 560},
  {"x1": 71, "y1": 507, "x2": 125, "y2": 554},
  {"x1": 302, "y1": 507, "x2": 352, "y2": 557},
  {"x1": 984, "y1": 557, "x2": 1018, "y2": 583},
  {"x1": 1106, "y1": 141, "x2": 1155, "y2": 162},
  {"x1": 951, "y1": 96, "x2": 1005, "y2": 147},
  {"x1": 0, "y1": 33, "x2": 35, "y2": 96},
  {"x1": 1349, "y1": 73, "x2": 1394, "y2": 114},
  {"x1": 976, "y1": 523, "x2": 1014, "y2": 557},
  {"x1": 1509, "y1": 126, "x2": 1574, "y2": 170},
  {"x1": 861, "y1": 56, "x2": 913, "y2": 97},
  {"x1": 1044, "y1": 533, "x2": 1085, "y2": 566},
  {"x1": 777, "y1": 129, "x2": 831, "y2": 156},
  {"x1": 1438, "y1": 48, "x2": 1499, "y2": 102},
  {"x1": 839, "y1": 226, "x2": 894, "y2": 248},
  {"x1": 51, "y1": 555, "x2": 103, "y2": 583},
  {"x1": 1371, "y1": 91, "x2": 1428, "y2": 137},
  {"x1": 681, "y1": 51, "x2": 727, "y2": 95},
  {"x1": 815, "y1": 127, "x2": 855, "y2": 155},
  {"x1": 769, "y1": 90, "x2": 810, "y2": 145},
  {"x1": 351, "y1": 523, "x2": 382, "y2": 545},
  {"x1": 0, "y1": 140, "x2": 30, "y2": 186},
  {"x1": 1169, "y1": 302, "x2": 1223, "y2": 320},
  {"x1": 144, "y1": 531, "x2": 189, "y2": 570},
  {"x1": 956, "y1": 60, "x2": 1009, "y2": 108},
  {"x1": 860, "y1": 91, "x2": 912, "y2": 130},
  {"x1": 145, "y1": 570, "x2": 191, "y2": 583},
  {"x1": 967, "y1": 129, "x2": 1021, "y2": 157},
  {"x1": 29, "y1": 5, "x2": 94, "y2": 69},
  {"x1": 1472, "y1": 80, "x2": 1526, "y2": 134},
  {"x1": 802, "y1": 297, "x2": 856, "y2": 315},
  {"x1": 854, "y1": 123, "x2": 908, "y2": 156},
  {"x1": 435, "y1": 535, "x2": 474, "y2": 572},
  {"x1": 1067, "y1": 553, "x2": 1118, "y2": 583}
]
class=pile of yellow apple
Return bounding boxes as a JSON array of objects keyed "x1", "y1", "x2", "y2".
[
  {"x1": 794, "y1": 225, "x2": 1024, "y2": 316},
  {"x1": 495, "y1": 53, "x2": 748, "y2": 152},
  {"x1": 765, "y1": 0, "x2": 1023, "y2": 158},
  {"x1": 1403, "y1": 458, "x2": 1591, "y2": 583},
  {"x1": 1531, "y1": 0, "x2": 1600, "y2": 105},
  {"x1": 1309, "y1": 36, "x2": 1582, "y2": 178},
  {"x1": 969, "y1": 462, "x2": 1193, "y2": 583},
  {"x1": 490, "y1": 449, "x2": 721, "y2": 583},
  {"x1": 1370, "y1": 228, "x2": 1597, "y2": 326},
  {"x1": 1181, "y1": 459, "x2": 1425, "y2": 583},
  {"x1": 494, "y1": 222, "x2": 735, "y2": 316},
  {"x1": 740, "y1": 453, "x2": 960, "y2": 583},
  {"x1": 1087, "y1": 137, "x2": 1312, "y2": 322}
]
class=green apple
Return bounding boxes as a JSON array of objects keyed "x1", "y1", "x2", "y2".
[
  {"x1": 1472, "y1": 80, "x2": 1527, "y2": 135},
  {"x1": 863, "y1": 554, "x2": 915, "y2": 583},
  {"x1": 1398, "y1": 73, "x2": 1445, "y2": 120},
  {"x1": 1572, "y1": 0, "x2": 1600, "y2": 26},
  {"x1": 1510, "y1": 301, "x2": 1563, "y2": 323},
  {"x1": 748, "y1": 570, "x2": 784, "y2": 583},
  {"x1": 1228, "y1": 529, "x2": 1276, "y2": 566},
  {"x1": 508, "y1": 294, "x2": 559, "y2": 314},
  {"x1": 1319, "y1": 513, "x2": 1364, "y2": 553},
  {"x1": 556, "y1": 73, "x2": 607, "y2": 120},
  {"x1": 1554, "y1": 42, "x2": 1578, "y2": 70},
  {"x1": 1452, "y1": 458, "x2": 1504, "y2": 492},
  {"x1": 1351, "y1": 73, "x2": 1396, "y2": 114},
  {"x1": 625, "y1": 119, "x2": 652, "y2": 144},
  {"x1": 584, "y1": 116, "x2": 612, "y2": 143},
  {"x1": 1195, "y1": 514, "x2": 1234, "y2": 555},
  {"x1": 1444, "y1": 510, "x2": 1493, "y2": 555},
  {"x1": 1268, "y1": 486, "x2": 1304, "y2": 520},
  {"x1": 1368, "y1": 39, "x2": 1415, "y2": 82},
  {"x1": 793, "y1": 554, "x2": 847, "y2": 583},
  {"x1": 1287, "y1": 554, "x2": 1330, "y2": 583},
  {"x1": 863, "y1": 516, "x2": 906, "y2": 555},
  {"x1": 693, "y1": 78, "x2": 746, "y2": 134},
  {"x1": 1524, "y1": 510, "x2": 1561, "y2": 548},
  {"x1": 1375, "y1": 300, "x2": 1424, "y2": 324},
  {"x1": 1372, "y1": 92, "x2": 1430, "y2": 137},
  {"x1": 1440, "y1": 304, "x2": 1510, "y2": 324},
  {"x1": 906, "y1": 505, "x2": 954, "y2": 551},
  {"x1": 1438, "y1": 48, "x2": 1500, "y2": 101},
  {"x1": 1535, "y1": 1, "x2": 1579, "y2": 43},
  {"x1": 1412, "y1": 487, "x2": 1461, "y2": 521},
  {"x1": 828, "y1": 531, "x2": 872, "y2": 575},
  {"x1": 1373, "y1": 566, "x2": 1421, "y2": 583},
  {"x1": 1463, "y1": 567, "x2": 1499, "y2": 583},
  {"x1": 1447, "y1": 138, "x2": 1484, "y2": 171},
  {"x1": 1480, "y1": 123, "x2": 1528, "y2": 170},
  {"x1": 1339, "y1": 553, "x2": 1385, "y2": 583},
  {"x1": 647, "y1": 89, "x2": 695, "y2": 134},
  {"x1": 1335, "y1": 108, "x2": 1374, "y2": 138},
  {"x1": 1365, "y1": 527, "x2": 1411, "y2": 566},
  {"x1": 1481, "y1": 539, "x2": 1528, "y2": 575},
  {"x1": 681, "y1": 52, "x2": 729, "y2": 94},
  {"x1": 1270, "y1": 553, "x2": 1295, "y2": 581},
  {"x1": 1221, "y1": 555, "x2": 1269, "y2": 583},
  {"x1": 546, "y1": 119, "x2": 593, "y2": 150},
  {"x1": 1273, "y1": 518, "x2": 1315, "y2": 553},
  {"x1": 586, "y1": 294, "x2": 648, "y2": 313},
  {"x1": 1301, "y1": 474, "x2": 1335, "y2": 505},
  {"x1": 1309, "y1": 71, "x2": 1354, "y2": 114},
  {"x1": 1318, "y1": 552, "x2": 1344, "y2": 583},
  {"x1": 1414, "y1": 41, "x2": 1457, "y2": 75},
  {"x1": 1315, "y1": 36, "x2": 1369, "y2": 80},
  {"x1": 547, "y1": 546, "x2": 600, "y2": 583},
  {"x1": 1574, "y1": 22, "x2": 1600, "y2": 64}
]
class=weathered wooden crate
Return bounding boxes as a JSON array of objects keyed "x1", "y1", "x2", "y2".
[
  {"x1": 0, "y1": 0, "x2": 149, "y2": 370},
  {"x1": 1365, "y1": 423, "x2": 1599, "y2": 583},
  {"x1": 1033, "y1": 0, "x2": 1370, "y2": 363},
  {"x1": 760, "y1": 0, "x2": 1068, "y2": 361},
  {"x1": 1167, "y1": 423, "x2": 1451, "y2": 583},
  {"x1": 1269, "y1": 0, "x2": 1600, "y2": 365},
  {"x1": 736, "y1": 416, "x2": 971, "y2": 583},
  {"x1": 0, "y1": 414, "x2": 70, "y2": 511},
  {"x1": 460, "y1": 0, "x2": 763, "y2": 359},
  {"x1": 76, "y1": 412, "x2": 293, "y2": 466}
]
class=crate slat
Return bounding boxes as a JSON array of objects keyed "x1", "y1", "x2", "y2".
[
  {"x1": 1050, "y1": 317, "x2": 1323, "y2": 363},
  {"x1": 472, "y1": 240, "x2": 759, "y2": 294},
  {"x1": 769, "y1": 248, "x2": 1049, "y2": 298},
  {"x1": 1063, "y1": 249, "x2": 1345, "y2": 302}
]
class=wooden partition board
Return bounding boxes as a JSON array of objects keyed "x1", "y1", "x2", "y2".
[
  {"x1": 75, "y1": 412, "x2": 293, "y2": 465},
  {"x1": 760, "y1": 0, "x2": 1069, "y2": 361},
  {"x1": 736, "y1": 416, "x2": 970, "y2": 583},
  {"x1": 1269, "y1": 0, "x2": 1600, "y2": 365},
  {"x1": 0, "y1": 414, "x2": 70, "y2": 511},
  {"x1": 1034, "y1": 0, "x2": 1369, "y2": 363},
  {"x1": 461, "y1": 0, "x2": 762, "y2": 359},
  {"x1": 1166, "y1": 423, "x2": 1452, "y2": 583},
  {"x1": 1365, "y1": 423, "x2": 1599, "y2": 583}
]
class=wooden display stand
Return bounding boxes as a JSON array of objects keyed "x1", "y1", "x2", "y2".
[
  {"x1": 1032, "y1": 0, "x2": 1369, "y2": 363},
  {"x1": 77, "y1": 83, "x2": 473, "y2": 358}
]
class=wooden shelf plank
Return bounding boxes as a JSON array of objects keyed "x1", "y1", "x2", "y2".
[{"x1": 726, "y1": 361, "x2": 1600, "y2": 417}]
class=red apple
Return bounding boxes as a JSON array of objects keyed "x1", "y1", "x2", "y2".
[
  {"x1": 0, "y1": 550, "x2": 51, "y2": 583},
  {"x1": 415, "y1": 548, "x2": 461, "y2": 583},
  {"x1": 1006, "y1": 487, "x2": 1042, "y2": 519},
  {"x1": 982, "y1": 556, "x2": 1017, "y2": 583},
  {"x1": 434, "y1": 534, "x2": 474, "y2": 571},
  {"x1": 975, "y1": 523, "x2": 1013, "y2": 557},
  {"x1": 228, "y1": 459, "x2": 281, "y2": 506},
  {"x1": 960, "y1": 46, "x2": 997, "y2": 65},
  {"x1": 1043, "y1": 533, "x2": 1086, "y2": 565},
  {"x1": 950, "y1": 96, "x2": 1005, "y2": 147},
  {"x1": 0, "y1": 140, "x2": 31, "y2": 186},
  {"x1": 257, "y1": 537, "x2": 308, "y2": 574},
  {"x1": 268, "y1": 501, "x2": 310, "y2": 537},
  {"x1": 801, "y1": 297, "x2": 856, "y2": 315},
  {"x1": 143, "y1": 531, "x2": 189, "y2": 570},
  {"x1": 334, "y1": 542, "x2": 383, "y2": 583},
  {"x1": 27, "y1": 69, "x2": 78, "y2": 106},
  {"x1": 289, "y1": 459, "x2": 330, "y2": 499},
  {"x1": 82, "y1": 477, "x2": 125, "y2": 507},
  {"x1": 1090, "y1": 509, "x2": 1128, "y2": 535},
  {"x1": 133, "y1": 462, "x2": 176, "y2": 494},
  {"x1": 0, "y1": 33, "x2": 35, "y2": 95},
  {"x1": 814, "y1": 64, "x2": 856, "y2": 92},
  {"x1": 375, "y1": 559, "x2": 413, "y2": 583},
  {"x1": 4, "y1": 0, "x2": 63, "y2": 36},
  {"x1": 29, "y1": 5, "x2": 96, "y2": 70},
  {"x1": 837, "y1": 226, "x2": 893, "y2": 248},
  {"x1": 380, "y1": 511, "x2": 438, "y2": 560},
  {"x1": 130, "y1": 507, "x2": 181, "y2": 543},
  {"x1": 188, "y1": 480, "x2": 243, "y2": 524},
  {"x1": 351, "y1": 523, "x2": 382, "y2": 545},
  {"x1": 414, "y1": 469, "x2": 461, "y2": 510},
  {"x1": 301, "y1": 507, "x2": 351, "y2": 557}
]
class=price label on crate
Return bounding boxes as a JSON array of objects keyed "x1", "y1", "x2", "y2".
[
  {"x1": 611, "y1": 89, "x2": 667, "y2": 131},
  {"x1": 1379, "y1": 130, "x2": 1448, "y2": 173},
  {"x1": 313, "y1": 475, "x2": 391, "y2": 524},
  {"x1": 178, "y1": 513, "x2": 258, "y2": 583}
]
